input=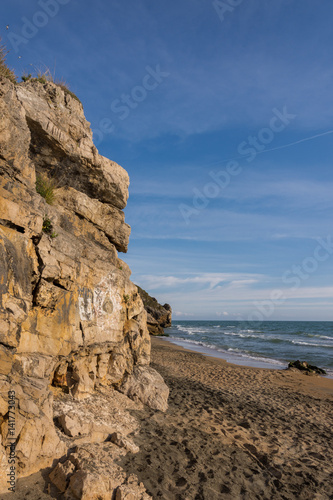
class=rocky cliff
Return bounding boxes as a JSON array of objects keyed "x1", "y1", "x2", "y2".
[
  {"x1": 0, "y1": 76, "x2": 168, "y2": 497},
  {"x1": 136, "y1": 286, "x2": 172, "y2": 336}
]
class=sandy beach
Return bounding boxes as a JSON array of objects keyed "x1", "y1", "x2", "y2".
[
  {"x1": 119, "y1": 337, "x2": 333, "y2": 499},
  {"x1": 4, "y1": 337, "x2": 333, "y2": 500}
]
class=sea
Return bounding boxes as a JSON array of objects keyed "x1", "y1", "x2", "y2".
[{"x1": 163, "y1": 321, "x2": 333, "y2": 377}]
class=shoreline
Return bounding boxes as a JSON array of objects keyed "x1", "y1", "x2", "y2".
[
  {"x1": 161, "y1": 330, "x2": 333, "y2": 378},
  {"x1": 152, "y1": 336, "x2": 333, "y2": 393},
  {"x1": 160, "y1": 335, "x2": 287, "y2": 370}
]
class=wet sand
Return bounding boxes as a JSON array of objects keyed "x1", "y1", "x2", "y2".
[{"x1": 119, "y1": 337, "x2": 333, "y2": 499}]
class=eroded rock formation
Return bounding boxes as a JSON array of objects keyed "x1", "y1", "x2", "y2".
[
  {"x1": 136, "y1": 285, "x2": 172, "y2": 336},
  {"x1": 0, "y1": 76, "x2": 168, "y2": 496}
]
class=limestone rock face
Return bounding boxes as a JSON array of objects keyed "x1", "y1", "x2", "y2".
[
  {"x1": 50, "y1": 444, "x2": 152, "y2": 499},
  {"x1": 52, "y1": 388, "x2": 142, "y2": 447},
  {"x1": 49, "y1": 389, "x2": 151, "y2": 498},
  {"x1": 0, "y1": 76, "x2": 168, "y2": 494},
  {"x1": 136, "y1": 285, "x2": 172, "y2": 335},
  {"x1": 15, "y1": 80, "x2": 129, "y2": 209},
  {"x1": 119, "y1": 365, "x2": 170, "y2": 412}
]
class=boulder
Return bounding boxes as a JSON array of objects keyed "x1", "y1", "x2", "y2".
[
  {"x1": 119, "y1": 365, "x2": 169, "y2": 412},
  {"x1": 288, "y1": 360, "x2": 326, "y2": 375},
  {"x1": 49, "y1": 460, "x2": 75, "y2": 493},
  {"x1": 109, "y1": 432, "x2": 140, "y2": 454},
  {"x1": 52, "y1": 388, "x2": 141, "y2": 447},
  {"x1": 49, "y1": 443, "x2": 151, "y2": 500}
]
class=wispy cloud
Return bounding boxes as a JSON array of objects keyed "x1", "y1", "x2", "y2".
[
  {"x1": 129, "y1": 173, "x2": 333, "y2": 210},
  {"x1": 127, "y1": 202, "x2": 332, "y2": 243},
  {"x1": 136, "y1": 272, "x2": 263, "y2": 290},
  {"x1": 134, "y1": 271, "x2": 333, "y2": 320}
]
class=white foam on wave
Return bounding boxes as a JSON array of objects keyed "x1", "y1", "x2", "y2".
[
  {"x1": 222, "y1": 331, "x2": 275, "y2": 341},
  {"x1": 305, "y1": 333, "x2": 333, "y2": 340},
  {"x1": 169, "y1": 338, "x2": 285, "y2": 367},
  {"x1": 224, "y1": 331, "x2": 263, "y2": 339},
  {"x1": 170, "y1": 323, "x2": 332, "y2": 373},
  {"x1": 324, "y1": 369, "x2": 333, "y2": 379},
  {"x1": 227, "y1": 347, "x2": 286, "y2": 367},
  {"x1": 222, "y1": 331, "x2": 244, "y2": 337},
  {"x1": 169, "y1": 337, "x2": 216, "y2": 349},
  {"x1": 292, "y1": 340, "x2": 333, "y2": 348},
  {"x1": 175, "y1": 325, "x2": 208, "y2": 335},
  {"x1": 164, "y1": 337, "x2": 287, "y2": 369}
]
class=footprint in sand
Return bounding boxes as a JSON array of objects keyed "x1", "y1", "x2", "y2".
[
  {"x1": 198, "y1": 472, "x2": 208, "y2": 483},
  {"x1": 243, "y1": 443, "x2": 258, "y2": 455},
  {"x1": 220, "y1": 484, "x2": 231, "y2": 494},
  {"x1": 176, "y1": 477, "x2": 187, "y2": 487},
  {"x1": 238, "y1": 420, "x2": 251, "y2": 429}
]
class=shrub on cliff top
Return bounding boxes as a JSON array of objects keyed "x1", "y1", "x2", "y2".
[{"x1": 0, "y1": 38, "x2": 17, "y2": 84}]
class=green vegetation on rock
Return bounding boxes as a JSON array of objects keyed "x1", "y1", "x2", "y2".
[
  {"x1": 0, "y1": 38, "x2": 16, "y2": 83},
  {"x1": 36, "y1": 173, "x2": 56, "y2": 205},
  {"x1": 42, "y1": 215, "x2": 58, "y2": 238},
  {"x1": 21, "y1": 69, "x2": 82, "y2": 104}
]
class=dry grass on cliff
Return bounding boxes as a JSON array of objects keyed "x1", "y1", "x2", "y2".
[
  {"x1": 36, "y1": 173, "x2": 56, "y2": 205},
  {"x1": 55, "y1": 80, "x2": 82, "y2": 104},
  {"x1": 22, "y1": 66, "x2": 82, "y2": 104},
  {"x1": 0, "y1": 38, "x2": 17, "y2": 83}
]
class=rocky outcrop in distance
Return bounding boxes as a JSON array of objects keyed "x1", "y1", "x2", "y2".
[
  {"x1": 136, "y1": 285, "x2": 172, "y2": 336},
  {"x1": 0, "y1": 76, "x2": 168, "y2": 496},
  {"x1": 288, "y1": 360, "x2": 326, "y2": 376}
]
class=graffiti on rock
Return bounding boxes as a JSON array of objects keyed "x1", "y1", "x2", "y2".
[{"x1": 78, "y1": 273, "x2": 123, "y2": 331}]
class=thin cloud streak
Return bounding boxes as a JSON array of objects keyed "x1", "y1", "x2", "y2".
[
  {"x1": 137, "y1": 273, "x2": 263, "y2": 290},
  {"x1": 207, "y1": 130, "x2": 333, "y2": 167}
]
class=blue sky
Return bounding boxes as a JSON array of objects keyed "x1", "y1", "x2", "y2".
[{"x1": 3, "y1": 0, "x2": 333, "y2": 320}]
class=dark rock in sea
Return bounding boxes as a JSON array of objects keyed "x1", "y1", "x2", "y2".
[
  {"x1": 288, "y1": 360, "x2": 326, "y2": 375},
  {"x1": 135, "y1": 285, "x2": 172, "y2": 336}
]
